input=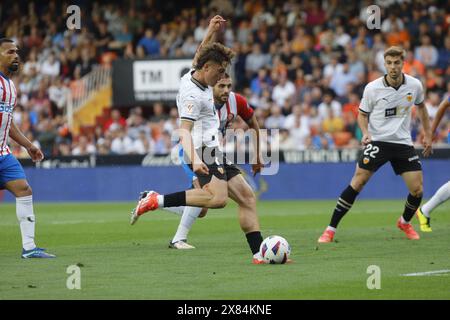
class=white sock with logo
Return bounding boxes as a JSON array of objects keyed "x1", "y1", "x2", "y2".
[
  {"x1": 172, "y1": 206, "x2": 202, "y2": 243},
  {"x1": 16, "y1": 195, "x2": 36, "y2": 251},
  {"x1": 422, "y1": 181, "x2": 450, "y2": 218}
]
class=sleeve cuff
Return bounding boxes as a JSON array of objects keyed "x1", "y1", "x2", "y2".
[
  {"x1": 359, "y1": 108, "x2": 369, "y2": 114},
  {"x1": 180, "y1": 117, "x2": 196, "y2": 122}
]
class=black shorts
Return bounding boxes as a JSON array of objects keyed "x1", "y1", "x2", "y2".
[
  {"x1": 188, "y1": 147, "x2": 241, "y2": 187},
  {"x1": 357, "y1": 141, "x2": 422, "y2": 175}
]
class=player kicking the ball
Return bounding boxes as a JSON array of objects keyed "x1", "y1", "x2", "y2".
[
  {"x1": 0, "y1": 38, "x2": 55, "y2": 258},
  {"x1": 318, "y1": 46, "x2": 433, "y2": 243},
  {"x1": 147, "y1": 73, "x2": 263, "y2": 250},
  {"x1": 416, "y1": 95, "x2": 450, "y2": 232},
  {"x1": 130, "y1": 16, "x2": 266, "y2": 264}
]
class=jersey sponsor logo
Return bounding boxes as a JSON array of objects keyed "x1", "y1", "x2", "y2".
[
  {"x1": 385, "y1": 107, "x2": 397, "y2": 117},
  {"x1": 0, "y1": 104, "x2": 13, "y2": 113}
]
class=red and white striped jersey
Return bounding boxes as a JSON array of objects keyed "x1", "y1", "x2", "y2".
[
  {"x1": 216, "y1": 91, "x2": 254, "y2": 134},
  {"x1": 0, "y1": 73, "x2": 17, "y2": 156}
]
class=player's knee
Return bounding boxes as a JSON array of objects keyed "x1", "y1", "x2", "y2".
[
  {"x1": 210, "y1": 196, "x2": 227, "y2": 208},
  {"x1": 239, "y1": 190, "x2": 256, "y2": 208},
  {"x1": 411, "y1": 185, "x2": 423, "y2": 198},
  {"x1": 15, "y1": 184, "x2": 32, "y2": 197},
  {"x1": 351, "y1": 179, "x2": 366, "y2": 192},
  {"x1": 198, "y1": 208, "x2": 208, "y2": 218}
]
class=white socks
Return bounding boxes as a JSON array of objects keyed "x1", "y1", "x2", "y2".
[
  {"x1": 16, "y1": 195, "x2": 36, "y2": 250},
  {"x1": 172, "y1": 206, "x2": 202, "y2": 243},
  {"x1": 157, "y1": 195, "x2": 164, "y2": 206},
  {"x1": 164, "y1": 206, "x2": 185, "y2": 216},
  {"x1": 326, "y1": 226, "x2": 337, "y2": 233},
  {"x1": 422, "y1": 181, "x2": 450, "y2": 218}
]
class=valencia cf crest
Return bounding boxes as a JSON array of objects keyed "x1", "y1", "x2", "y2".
[
  {"x1": 406, "y1": 93, "x2": 413, "y2": 102},
  {"x1": 363, "y1": 157, "x2": 370, "y2": 164},
  {"x1": 218, "y1": 167, "x2": 224, "y2": 175}
]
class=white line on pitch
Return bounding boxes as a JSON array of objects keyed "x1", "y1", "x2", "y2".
[{"x1": 401, "y1": 270, "x2": 450, "y2": 277}]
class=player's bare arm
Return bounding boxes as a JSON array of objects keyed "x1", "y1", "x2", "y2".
[
  {"x1": 192, "y1": 15, "x2": 226, "y2": 67},
  {"x1": 357, "y1": 111, "x2": 371, "y2": 145},
  {"x1": 431, "y1": 98, "x2": 450, "y2": 135},
  {"x1": 416, "y1": 102, "x2": 433, "y2": 157},
  {"x1": 9, "y1": 120, "x2": 44, "y2": 162},
  {"x1": 178, "y1": 120, "x2": 209, "y2": 175}
]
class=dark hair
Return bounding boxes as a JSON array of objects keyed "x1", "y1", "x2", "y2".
[
  {"x1": 194, "y1": 42, "x2": 235, "y2": 70},
  {"x1": 0, "y1": 38, "x2": 14, "y2": 46}
]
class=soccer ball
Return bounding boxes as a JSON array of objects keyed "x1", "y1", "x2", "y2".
[{"x1": 259, "y1": 235, "x2": 291, "y2": 264}]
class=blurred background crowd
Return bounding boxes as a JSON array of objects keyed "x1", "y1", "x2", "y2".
[{"x1": 0, "y1": 0, "x2": 448, "y2": 158}]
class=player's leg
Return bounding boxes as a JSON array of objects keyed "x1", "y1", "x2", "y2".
[
  {"x1": 1, "y1": 154, "x2": 55, "y2": 258},
  {"x1": 318, "y1": 164, "x2": 373, "y2": 243},
  {"x1": 318, "y1": 141, "x2": 389, "y2": 243},
  {"x1": 4, "y1": 178, "x2": 56, "y2": 258},
  {"x1": 227, "y1": 173, "x2": 264, "y2": 263},
  {"x1": 396, "y1": 170, "x2": 422, "y2": 239},
  {"x1": 131, "y1": 175, "x2": 227, "y2": 224},
  {"x1": 392, "y1": 145, "x2": 423, "y2": 240},
  {"x1": 417, "y1": 181, "x2": 450, "y2": 232},
  {"x1": 170, "y1": 179, "x2": 208, "y2": 249}
]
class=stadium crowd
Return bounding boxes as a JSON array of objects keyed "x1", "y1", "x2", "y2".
[{"x1": 0, "y1": 0, "x2": 449, "y2": 158}]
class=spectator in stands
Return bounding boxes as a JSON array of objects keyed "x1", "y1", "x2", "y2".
[
  {"x1": 104, "y1": 109, "x2": 127, "y2": 132},
  {"x1": 137, "y1": 28, "x2": 161, "y2": 57},
  {"x1": 72, "y1": 135, "x2": 97, "y2": 156},
  {"x1": 149, "y1": 102, "x2": 168, "y2": 123},
  {"x1": 131, "y1": 130, "x2": 153, "y2": 155},
  {"x1": 330, "y1": 63, "x2": 357, "y2": 98},
  {"x1": 40, "y1": 52, "x2": 60, "y2": 78},
  {"x1": 36, "y1": 119, "x2": 57, "y2": 157},
  {"x1": 111, "y1": 127, "x2": 133, "y2": 154},
  {"x1": 245, "y1": 43, "x2": 270, "y2": 78},
  {"x1": 318, "y1": 90, "x2": 342, "y2": 121},
  {"x1": 415, "y1": 34, "x2": 439, "y2": 67},
  {"x1": 272, "y1": 73, "x2": 296, "y2": 107},
  {"x1": 265, "y1": 105, "x2": 286, "y2": 129}
]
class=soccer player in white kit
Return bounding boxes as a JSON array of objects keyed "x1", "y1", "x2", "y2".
[
  {"x1": 162, "y1": 74, "x2": 264, "y2": 250},
  {"x1": 318, "y1": 46, "x2": 433, "y2": 243},
  {"x1": 0, "y1": 38, "x2": 55, "y2": 258},
  {"x1": 416, "y1": 95, "x2": 450, "y2": 232},
  {"x1": 130, "y1": 16, "x2": 266, "y2": 263}
]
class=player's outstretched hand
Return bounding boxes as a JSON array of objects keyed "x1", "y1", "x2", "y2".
[
  {"x1": 422, "y1": 135, "x2": 433, "y2": 157},
  {"x1": 194, "y1": 162, "x2": 209, "y2": 175},
  {"x1": 208, "y1": 15, "x2": 226, "y2": 33},
  {"x1": 361, "y1": 134, "x2": 372, "y2": 146},
  {"x1": 27, "y1": 145, "x2": 44, "y2": 162}
]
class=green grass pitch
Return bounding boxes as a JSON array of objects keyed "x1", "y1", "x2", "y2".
[{"x1": 0, "y1": 200, "x2": 449, "y2": 299}]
